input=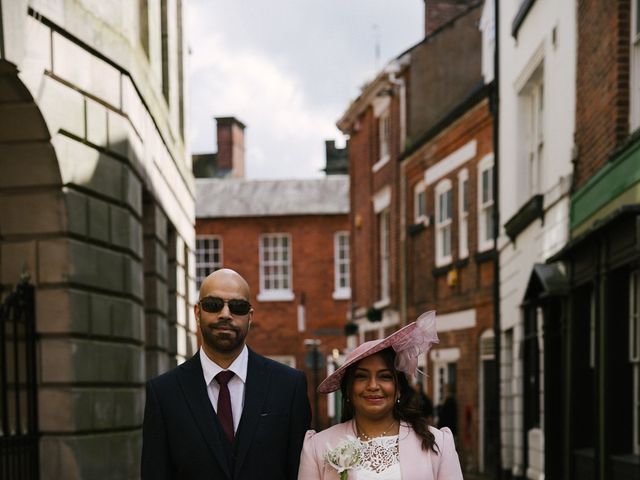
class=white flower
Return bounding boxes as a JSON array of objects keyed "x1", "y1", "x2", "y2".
[{"x1": 324, "y1": 436, "x2": 361, "y2": 480}]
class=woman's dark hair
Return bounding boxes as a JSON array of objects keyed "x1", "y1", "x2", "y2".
[{"x1": 339, "y1": 347, "x2": 438, "y2": 453}]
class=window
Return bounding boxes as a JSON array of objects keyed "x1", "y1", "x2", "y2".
[
  {"x1": 196, "y1": 236, "x2": 222, "y2": 287},
  {"x1": 378, "y1": 210, "x2": 390, "y2": 304},
  {"x1": 458, "y1": 169, "x2": 469, "y2": 258},
  {"x1": 518, "y1": 65, "x2": 544, "y2": 199},
  {"x1": 631, "y1": 0, "x2": 640, "y2": 130},
  {"x1": 478, "y1": 155, "x2": 495, "y2": 251},
  {"x1": 333, "y1": 232, "x2": 351, "y2": 300},
  {"x1": 630, "y1": 271, "x2": 640, "y2": 454},
  {"x1": 258, "y1": 233, "x2": 293, "y2": 301},
  {"x1": 430, "y1": 347, "x2": 460, "y2": 431},
  {"x1": 414, "y1": 181, "x2": 427, "y2": 224},
  {"x1": 379, "y1": 110, "x2": 391, "y2": 163},
  {"x1": 435, "y1": 179, "x2": 453, "y2": 266}
]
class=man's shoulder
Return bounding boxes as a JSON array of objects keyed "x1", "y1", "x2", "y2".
[{"x1": 147, "y1": 353, "x2": 199, "y2": 387}]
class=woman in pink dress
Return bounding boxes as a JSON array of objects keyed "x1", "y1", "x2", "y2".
[{"x1": 298, "y1": 312, "x2": 463, "y2": 480}]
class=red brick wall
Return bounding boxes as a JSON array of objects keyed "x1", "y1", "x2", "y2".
[
  {"x1": 403, "y1": 98, "x2": 494, "y2": 470},
  {"x1": 575, "y1": 0, "x2": 630, "y2": 188},
  {"x1": 347, "y1": 93, "x2": 402, "y2": 319},
  {"x1": 196, "y1": 213, "x2": 349, "y2": 429}
]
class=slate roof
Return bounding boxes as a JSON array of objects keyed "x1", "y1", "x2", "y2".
[{"x1": 196, "y1": 176, "x2": 350, "y2": 218}]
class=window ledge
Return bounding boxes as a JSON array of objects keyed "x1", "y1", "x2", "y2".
[
  {"x1": 372, "y1": 155, "x2": 390, "y2": 173},
  {"x1": 257, "y1": 290, "x2": 295, "y2": 302},
  {"x1": 373, "y1": 298, "x2": 390, "y2": 310},
  {"x1": 504, "y1": 194, "x2": 544, "y2": 243},
  {"x1": 332, "y1": 289, "x2": 351, "y2": 300},
  {"x1": 474, "y1": 248, "x2": 497, "y2": 263},
  {"x1": 435, "y1": 255, "x2": 452, "y2": 269}
]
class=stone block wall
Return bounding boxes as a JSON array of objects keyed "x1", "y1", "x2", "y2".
[{"x1": 0, "y1": 1, "x2": 196, "y2": 478}]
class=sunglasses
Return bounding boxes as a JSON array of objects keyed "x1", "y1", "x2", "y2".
[{"x1": 199, "y1": 297, "x2": 252, "y2": 316}]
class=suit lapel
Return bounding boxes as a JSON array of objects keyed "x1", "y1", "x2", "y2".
[
  {"x1": 176, "y1": 352, "x2": 233, "y2": 479},
  {"x1": 233, "y1": 349, "x2": 270, "y2": 477}
]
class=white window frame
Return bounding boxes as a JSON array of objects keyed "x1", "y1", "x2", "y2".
[
  {"x1": 414, "y1": 180, "x2": 428, "y2": 224},
  {"x1": 377, "y1": 209, "x2": 391, "y2": 305},
  {"x1": 458, "y1": 169, "x2": 469, "y2": 259},
  {"x1": 517, "y1": 64, "x2": 544, "y2": 199},
  {"x1": 630, "y1": 270, "x2": 640, "y2": 455},
  {"x1": 477, "y1": 154, "x2": 495, "y2": 252},
  {"x1": 435, "y1": 179, "x2": 453, "y2": 267},
  {"x1": 630, "y1": 0, "x2": 640, "y2": 131},
  {"x1": 430, "y1": 347, "x2": 460, "y2": 407},
  {"x1": 373, "y1": 108, "x2": 391, "y2": 172},
  {"x1": 196, "y1": 235, "x2": 222, "y2": 287},
  {"x1": 257, "y1": 233, "x2": 294, "y2": 301},
  {"x1": 333, "y1": 231, "x2": 351, "y2": 300}
]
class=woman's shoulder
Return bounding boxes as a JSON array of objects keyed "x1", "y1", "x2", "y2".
[
  {"x1": 304, "y1": 421, "x2": 354, "y2": 445},
  {"x1": 427, "y1": 425, "x2": 457, "y2": 456}
]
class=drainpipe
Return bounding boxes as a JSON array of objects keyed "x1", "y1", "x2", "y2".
[{"x1": 491, "y1": 0, "x2": 502, "y2": 477}]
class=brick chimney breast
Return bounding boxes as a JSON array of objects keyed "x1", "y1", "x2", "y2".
[
  {"x1": 424, "y1": 0, "x2": 474, "y2": 37},
  {"x1": 215, "y1": 116, "x2": 246, "y2": 178}
]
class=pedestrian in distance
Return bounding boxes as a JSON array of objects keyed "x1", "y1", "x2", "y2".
[
  {"x1": 297, "y1": 311, "x2": 463, "y2": 480},
  {"x1": 141, "y1": 268, "x2": 311, "y2": 480}
]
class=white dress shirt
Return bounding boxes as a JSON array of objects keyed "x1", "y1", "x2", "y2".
[{"x1": 200, "y1": 345, "x2": 248, "y2": 434}]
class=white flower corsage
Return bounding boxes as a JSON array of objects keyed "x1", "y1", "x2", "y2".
[{"x1": 324, "y1": 435, "x2": 361, "y2": 480}]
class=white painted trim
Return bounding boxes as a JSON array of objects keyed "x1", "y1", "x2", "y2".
[
  {"x1": 430, "y1": 347, "x2": 461, "y2": 363},
  {"x1": 372, "y1": 155, "x2": 390, "y2": 172},
  {"x1": 373, "y1": 186, "x2": 391, "y2": 213},
  {"x1": 513, "y1": 42, "x2": 545, "y2": 93},
  {"x1": 297, "y1": 304, "x2": 306, "y2": 332},
  {"x1": 332, "y1": 288, "x2": 351, "y2": 300},
  {"x1": 256, "y1": 290, "x2": 295, "y2": 302},
  {"x1": 373, "y1": 95, "x2": 391, "y2": 117},
  {"x1": 435, "y1": 309, "x2": 476, "y2": 332},
  {"x1": 424, "y1": 140, "x2": 477, "y2": 186},
  {"x1": 414, "y1": 180, "x2": 427, "y2": 224}
]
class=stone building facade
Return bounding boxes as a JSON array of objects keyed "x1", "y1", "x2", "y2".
[{"x1": 0, "y1": 1, "x2": 195, "y2": 478}]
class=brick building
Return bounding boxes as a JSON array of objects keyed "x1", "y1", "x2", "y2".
[
  {"x1": 0, "y1": 0, "x2": 195, "y2": 478},
  {"x1": 402, "y1": 89, "x2": 496, "y2": 475},
  {"x1": 337, "y1": 0, "x2": 496, "y2": 476},
  {"x1": 194, "y1": 123, "x2": 350, "y2": 429}
]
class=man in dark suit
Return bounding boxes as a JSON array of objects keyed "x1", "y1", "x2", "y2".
[{"x1": 141, "y1": 268, "x2": 311, "y2": 479}]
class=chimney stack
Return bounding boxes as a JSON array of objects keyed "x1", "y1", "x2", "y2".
[
  {"x1": 424, "y1": 0, "x2": 471, "y2": 37},
  {"x1": 215, "y1": 116, "x2": 246, "y2": 178}
]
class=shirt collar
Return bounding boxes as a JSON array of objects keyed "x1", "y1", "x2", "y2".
[{"x1": 200, "y1": 345, "x2": 249, "y2": 385}]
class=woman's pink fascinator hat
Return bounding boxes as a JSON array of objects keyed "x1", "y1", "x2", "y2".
[{"x1": 317, "y1": 311, "x2": 439, "y2": 394}]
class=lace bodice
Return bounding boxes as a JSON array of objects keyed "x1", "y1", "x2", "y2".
[{"x1": 356, "y1": 435, "x2": 400, "y2": 480}]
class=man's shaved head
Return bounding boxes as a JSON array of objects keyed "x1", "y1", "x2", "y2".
[{"x1": 199, "y1": 268, "x2": 251, "y2": 300}]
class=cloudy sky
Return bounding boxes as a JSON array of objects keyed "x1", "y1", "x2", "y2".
[{"x1": 187, "y1": 0, "x2": 424, "y2": 179}]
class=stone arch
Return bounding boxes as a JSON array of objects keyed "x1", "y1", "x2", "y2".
[{"x1": 0, "y1": 59, "x2": 65, "y2": 289}]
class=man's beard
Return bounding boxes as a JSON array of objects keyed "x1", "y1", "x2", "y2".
[{"x1": 200, "y1": 320, "x2": 248, "y2": 353}]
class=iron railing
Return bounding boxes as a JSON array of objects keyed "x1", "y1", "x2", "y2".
[{"x1": 0, "y1": 277, "x2": 39, "y2": 479}]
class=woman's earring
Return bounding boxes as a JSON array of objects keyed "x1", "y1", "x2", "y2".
[{"x1": 396, "y1": 397, "x2": 400, "y2": 404}]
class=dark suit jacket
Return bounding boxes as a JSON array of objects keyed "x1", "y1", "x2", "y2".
[{"x1": 141, "y1": 349, "x2": 311, "y2": 480}]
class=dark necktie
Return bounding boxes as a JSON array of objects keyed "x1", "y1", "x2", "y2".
[{"x1": 215, "y1": 371, "x2": 235, "y2": 443}]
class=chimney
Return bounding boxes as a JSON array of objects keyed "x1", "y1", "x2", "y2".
[
  {"x1": 424, "y1": 0, "x2": 471, "y2": 37},
  {"x1": 215, "y1": 116, "x2": 246, "y2": 178}
]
